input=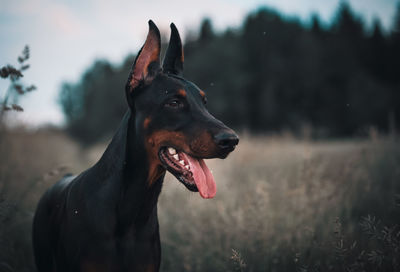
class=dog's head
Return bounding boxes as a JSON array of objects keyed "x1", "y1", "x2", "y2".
[{"x1": 125, "y1": 21, "x2": 238, "y2": 198}]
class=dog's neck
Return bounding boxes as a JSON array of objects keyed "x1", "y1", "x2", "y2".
[
  {"x1": 123, "y1": 111, "x2": 164, "y2": 229},
  {"x1": 97, "y1": 111, "x2": 164, "y2": 235}
]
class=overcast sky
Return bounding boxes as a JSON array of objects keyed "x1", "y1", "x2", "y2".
[{"x1": 0, "y1": 0, "x2": 398, "y2": 126}]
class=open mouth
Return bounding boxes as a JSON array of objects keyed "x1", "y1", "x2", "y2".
[{"x1": 158, "y1": 147, "x2": 216, "y2": 199}]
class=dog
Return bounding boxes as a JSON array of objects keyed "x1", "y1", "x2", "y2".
[{"x1": 32, "y1": 20, "x2": 239, "y2": 272}]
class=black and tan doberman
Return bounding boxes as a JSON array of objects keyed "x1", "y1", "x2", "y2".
[{"x1": 32, "y1": 20, "x2": 239, "y2": 272}]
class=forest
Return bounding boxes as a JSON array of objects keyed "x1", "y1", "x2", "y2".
[{"x1": 59, "y1": 2, "x2": 400, "y2": 144}]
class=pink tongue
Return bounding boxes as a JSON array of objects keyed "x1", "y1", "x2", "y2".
[{"x1": 180, "y1": 153, "x2": 216, "y2": 199}]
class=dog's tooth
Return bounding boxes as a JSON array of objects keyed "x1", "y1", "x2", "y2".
[
  {"x1": 185, "y1": 165, "x2": 190, "y2": 170},
  {"x1": 179, "y1": 160, "x2": 185, "y2": 166},
  {"x1": 173, "y1": 154, "x2": 179, "y2": 160},
  {"x1": 168, "y1": 147, "x2": 176, "y2": 155}
]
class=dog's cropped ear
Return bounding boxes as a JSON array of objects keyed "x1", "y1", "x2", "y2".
[
  {"x1": 162, "y1": 23, "x2": 184, "y2": 76},
  {"x1": 126, "y1": 20, "x2": 161, "y2": 96}
]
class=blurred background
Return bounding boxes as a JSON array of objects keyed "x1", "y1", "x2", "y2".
[{"x1": 1, "y1": 0, "x2": 400, "y2": 271}]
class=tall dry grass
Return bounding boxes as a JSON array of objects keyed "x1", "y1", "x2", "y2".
[
  {"x1": 0, "y1": 131, "x2": 399, "y2": 271},
  {"x1": 158, "y1": 137, "x2": 400, "y2": 271},
  {"x1": 0, "y1": 129, "x2": 86, "y2": 272}
]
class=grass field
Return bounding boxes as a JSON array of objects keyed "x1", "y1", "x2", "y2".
[{"x1": 1, "y1": 129, "x2": 399, "y2": 271}]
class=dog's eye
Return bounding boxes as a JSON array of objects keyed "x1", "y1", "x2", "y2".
[
  {"x1": 203, "y1": 97, "x2": 207, "y2": 105},
  {"x1": 165, "y1": 99, "x2": 183, "y2": 109}
]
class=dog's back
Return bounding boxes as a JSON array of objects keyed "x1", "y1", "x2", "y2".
[{"x1": 32, "y1": 174, "x2": 75, "y2": 271}]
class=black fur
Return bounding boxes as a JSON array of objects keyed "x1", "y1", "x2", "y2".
[{"x1": 32, "y1": 21, "x2": 238, "y2": 272}]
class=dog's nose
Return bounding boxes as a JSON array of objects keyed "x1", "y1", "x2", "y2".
[{"x1": 214, "y1": 132, "x2": 239, "y2": 150}]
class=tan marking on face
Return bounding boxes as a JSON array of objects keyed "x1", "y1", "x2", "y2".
[
  {"x1": 144, "y1": 138, "x2": 164, "y2": 187},
  {"x1": 145, "y1": 263, "x2": 156, "y2": 272},
  {"x1": 199, "y1": 90, "x2": 206, "y2": 98},
  {"x1": 189, "y1": 130, "x2": 215, "y2": 155},
  {"x1": 143, "y1": 117, "x2": 151, "y2": 130},
  {"x1": 81, "y1": 261, "x2": 107, "y2": 272},
  {"x1": 144, "y1": 130, "x2": 190, "y2": 186},
  {"x1": 144, "y1": 129, "x2": 220, "y2": 186},
  {"x1": 177, "y1": 89, "x2": 186, "y2": 97}
]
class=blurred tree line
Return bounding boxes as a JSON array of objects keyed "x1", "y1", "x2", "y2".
[{"x1": 60, "y1": 2, "x2": 400, "y2": 144}]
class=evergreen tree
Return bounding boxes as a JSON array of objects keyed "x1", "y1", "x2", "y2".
[{"x1": 199, "y1": 18, "x2": 215, "y2": 43}]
